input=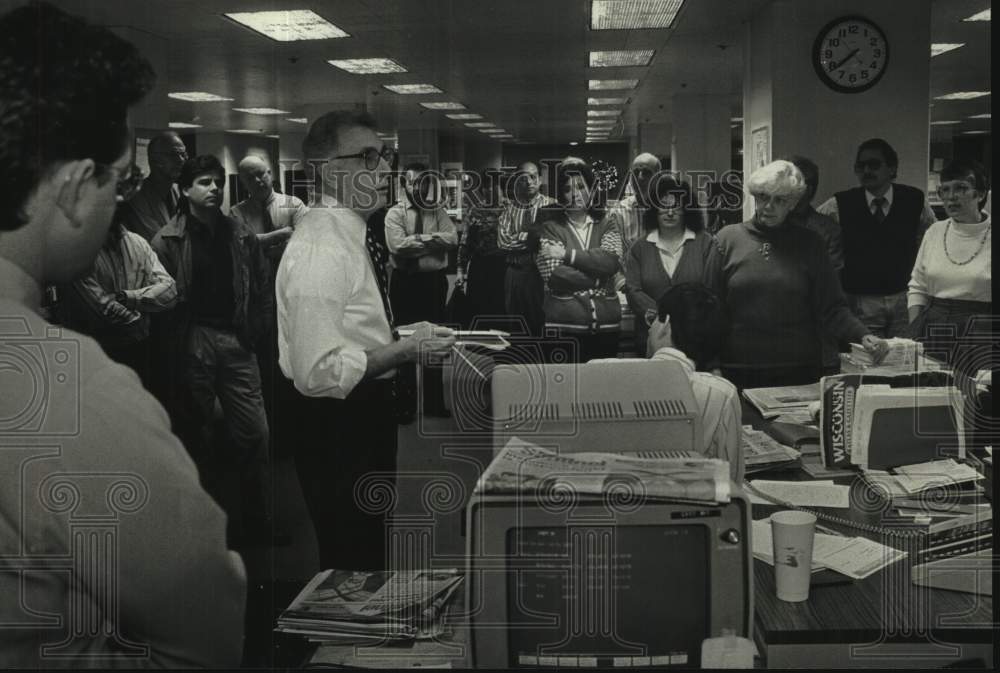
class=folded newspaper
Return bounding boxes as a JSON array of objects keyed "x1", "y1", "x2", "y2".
[
  {"x1": 478, "y1": 438, "x2": 731, "y2": 503},
  {"x1": 743, "y1": 384, "x2": 821, "y2": 420},
  {"x1": 277, "y1": 569, "x2": 463, "y2": 643}
]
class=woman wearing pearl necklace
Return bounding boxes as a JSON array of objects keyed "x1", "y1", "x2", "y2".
[{"x1": 907, "y1": 159, "x2": 992, "y2": 374}]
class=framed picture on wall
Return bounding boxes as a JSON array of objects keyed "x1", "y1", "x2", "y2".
[{"x1": 751, "y1": 126, "x2": 770, "y2": 171}]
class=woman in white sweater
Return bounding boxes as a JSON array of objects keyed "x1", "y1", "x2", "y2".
[{"x1": 908, "y1": 159, "x2": 991, "y2": 372}]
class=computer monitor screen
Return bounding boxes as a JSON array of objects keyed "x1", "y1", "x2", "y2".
[
  {"x1": 506, "y1": 525, "x2": 708, "y2": 668},
  {"x1": 466, "y1": 492, "x2": 752, "y2": 669}
]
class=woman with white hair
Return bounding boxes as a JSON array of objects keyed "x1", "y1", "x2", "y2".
[{"x1": 711, "y1": 160, "x2": 887, "y2": 388}]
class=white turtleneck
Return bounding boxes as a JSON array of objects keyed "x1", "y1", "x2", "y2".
[{"x1": 908, "y1": 212, "x2": 992, "y2": 307}]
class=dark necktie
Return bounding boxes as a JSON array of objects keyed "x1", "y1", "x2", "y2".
[
  {"x1": 872, "y1": 197, "x2": 887, "y2": 223},
  {"x1": 364, "y1": 220, "x2": 398, "y2": 337},
  {"x1": 414, "y1": 207, "x2": 424, "y2": 236},
  {"x1": 261, "y1": 200, "x2": 275, "y2": 233}
]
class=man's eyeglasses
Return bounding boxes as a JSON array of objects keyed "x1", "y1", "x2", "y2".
[
  {"x1": 332, "y1": 146, "x2": 396, "y2": 170},
  {"x1": 937, "y1": 182, "x2": 974, "y2": 200},
  {"x1": 854, "y1": 158, "x2": 884, "y2": 171}
]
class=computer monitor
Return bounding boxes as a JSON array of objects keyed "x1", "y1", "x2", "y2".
[
  {"x1": 465, "y1": 487, "x2": 752, "y2": 668},
  {"x1": 491, "y1": 359, "x2": 702, "y2": 457}
]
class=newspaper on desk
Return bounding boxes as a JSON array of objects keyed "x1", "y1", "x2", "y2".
[
  {"x1": 741, "y1": 426, "x2": 801, "y2": 469},
  {"x1": 277, "y1": 569, "x2": 463, "y2": 643},
  {"x1": 743, "y1": 384, "x2": 821, "y2": 420},
  {"x1": 480, "y1": 438, "x2": 731, "y2": 503}
]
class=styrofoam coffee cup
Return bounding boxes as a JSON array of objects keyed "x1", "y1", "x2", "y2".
[{"x1": 770, "y1": 510, "x2": 816, "y2": 602}]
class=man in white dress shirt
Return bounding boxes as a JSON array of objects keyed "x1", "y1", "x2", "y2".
[{"x1": 275, "y1": 110, "x2": 455, "y2": 570}]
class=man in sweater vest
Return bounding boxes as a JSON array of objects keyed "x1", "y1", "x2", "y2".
[{"x1": 818, "y1": 138, "x2": 937, "y2": 338}]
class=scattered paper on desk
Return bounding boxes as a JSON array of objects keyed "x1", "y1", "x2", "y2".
[
  {"x1": 814, "y1": 536, "x2": 907, "y2": 580},
  {"x1": 752, "y1": 518, "x2": 907, "y2": 579},
  {"x1": 741, "y1": 428, "x2": 801, "y2": 467},
  {"x1": 750, "y1": 479, "x2": 851, "y2": 508}
]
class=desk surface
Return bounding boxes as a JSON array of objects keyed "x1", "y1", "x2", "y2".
[{"x1": 301, "y1": 406, "x2": 993, "y2": 669}]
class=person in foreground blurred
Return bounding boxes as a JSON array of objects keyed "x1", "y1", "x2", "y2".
[
  {"x1": 712, "y1": 160, "x2": 887, "y2": 388},
  {"x1": 534, "y1": 157, "x2": 623, "y2": 362},
  {"x1": 0, "y1": 2, "x2": 245, "y2": 666},
  {"x1": 646, "y1": 284, "x2": 743, "y2": 481},
  {"x1": 624, "y1": 176, "x2": 720, "y2": 358},
  {"x1": 908, "y1": 159, "x2": 992, "y2": 374}
]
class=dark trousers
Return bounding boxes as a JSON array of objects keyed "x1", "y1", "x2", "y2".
[
  {"x1": 546, "y1": 329, "x2": 621, "y2": 364},
  {"x1": 721, "y1": 364, "x2": 821, "y2": 391},
  {"x1": 178, "y1": 325, "x2": 271, "y2": 528},
  {"x1": 466, "y1": 254, "x2": 509, "y2": 330},
  {"x1": 390, "y1": 268, "x2": 448, "y2": 414},
  {"x1": 286, "y1": 379, "x2": 399, "y2": 570},
  {"x1": 504, "y1": 264, "x2": 545, "y2": 337},
  {"x1": 907, "y1": 297, "x2": 993, "y2": 377},
  {"x1": 102, "y1": 337, "x2": 155, "y2": 392}
]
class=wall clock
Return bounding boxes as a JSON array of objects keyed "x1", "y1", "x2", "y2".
[{"x1": 812, "y1": 15, "x2": 889, "y2": 94}]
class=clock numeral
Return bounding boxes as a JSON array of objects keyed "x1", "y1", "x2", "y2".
[
  {"x1": 849, "y1": 73, "x2": 857, "y2": 83},
  {"x1": 838, "y1": 28, "x2": 847, "y2": 37},
  {"x1": 828, "y1": 62, "x2": 838, "y2": 72},
  {"x1": 848, "y1": 24, "x2": 859, "y2": 34},
  {"x1": 838, "y1": 71, "x2": 845, "y2": 79},
  {"x1": 861, "y1": 70, "x2": 869, "y2": 79},
  {"x1": 873, "y1": 48, "x2": 881, "y2": 58},
  {"x1": 825, "y1": 49, "x2": 833, "y2": 59},
  {"x1": 870, "y1": 38, "x2": 879, "y2": 47},
  {"x1": 828, "y1": 38, "x2": 840, "y2": 47},
  {"x1": 870, "y1": 61, "x2": 878, "y2": 69}
]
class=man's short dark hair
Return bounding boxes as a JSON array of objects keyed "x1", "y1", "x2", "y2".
[
  {"x1": 403, "y1": 161, "x2": 429, "y2": 174},
  {"x1": 301, "y1": 110, "x2": 377, "y2": 161},
  {"x1": 856, "y1": 138, "x2": 898, "y2": 169},
  {"x1": 0, "y1": 1, "x2": 155, "y2": 231},
  {"x1": 788, "y1": 155, "x2": 819, "y2": 202},
  {"x1": 940, "y1": 158, "x2": 990, "y2": 201},
  {"x1": 656, "y1": 283, "x2": 728, "y2": 371},
  {"x1": 178, "y1": 155, "x2": 225, "y2": 190}
]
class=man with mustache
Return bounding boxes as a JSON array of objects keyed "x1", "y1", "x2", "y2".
[{"x1": 817, "y1": 138, "x2": 937, "y2": 338}]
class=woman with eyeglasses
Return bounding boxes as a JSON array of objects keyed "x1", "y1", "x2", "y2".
[
  {"x1": 623, "y1": 176, "x2": 720, "y2": 357},
  {"x1": 712, "y1": 160, "x2": 887, "y2": 389},
  {"x1": 907, "y1": 159, "x2": 992, "y2": 374},
  {"x1": 534, "y1": 157, "x2": 623, "y2": 362}
]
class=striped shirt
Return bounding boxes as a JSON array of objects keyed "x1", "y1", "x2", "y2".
[
  {"x1": 497, "y1": 193, "x2": 556, "y2": 266},
  {"x1": 651, "y1": 347, "x2": 744, "y2": 481}
]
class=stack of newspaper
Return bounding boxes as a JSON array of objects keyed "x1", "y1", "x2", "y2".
[
  {"x1": 479, "y1": 438, "x2": 732, "y2": 504},
  {"x1": 849, "y1": 338, "x2": 922, "y2": 368},
  {"x1": 741, "y1": 425, "x2": 801, "y2": 473},
  {"x1": 276, "y1": 569, "x2": 463, "y2": 644},
  {"x1": 743, "y1": 384, "x2": 820, "y2": 420}
]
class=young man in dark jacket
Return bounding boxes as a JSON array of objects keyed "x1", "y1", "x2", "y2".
[{"x1": 152, "y1": 154, "x2": 277, "y2": 546}]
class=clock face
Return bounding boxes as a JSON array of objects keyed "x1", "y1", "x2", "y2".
[{"x1": 813, "y1": 16, "x2": 889, "y2": 93}]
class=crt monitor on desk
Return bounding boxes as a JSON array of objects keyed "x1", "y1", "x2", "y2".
[
  {"x1": 491, "y1": 359, "x2": 702, "y2": 457},
  {"x1": 465, "y1": 487, "x2": 752, "y2": 669}
]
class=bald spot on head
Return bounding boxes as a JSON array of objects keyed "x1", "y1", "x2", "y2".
[
  {"x1": 632, "y1": 152, "x2": 661, "y2": 172},
  {"x1": 148, "y1": 131, "x2": 182, "y2": 155},
  {"x1": 238, "y1": 155, "x2": 268, "y2": 178}
]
